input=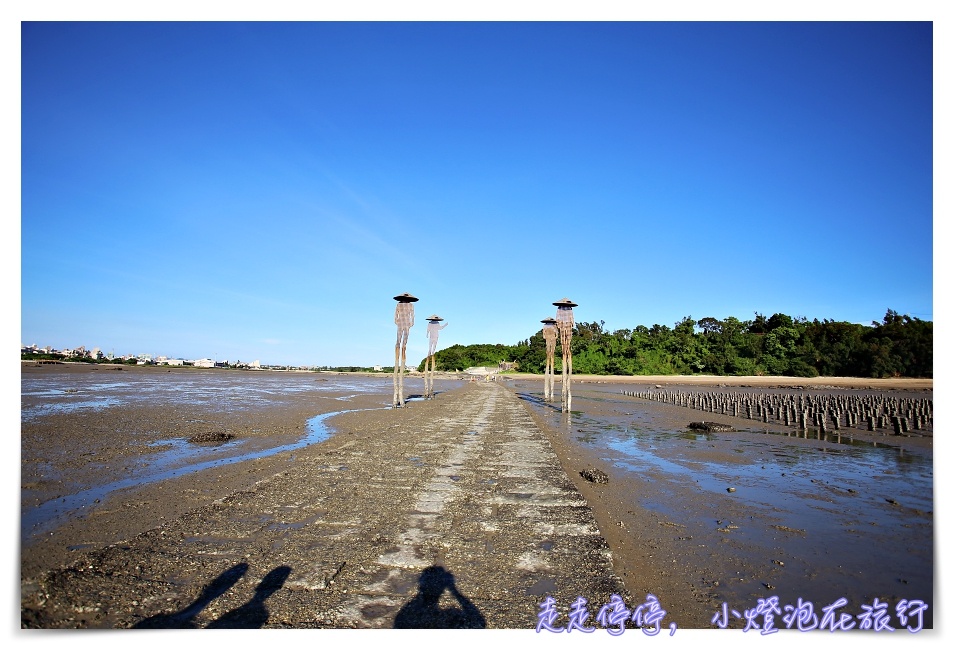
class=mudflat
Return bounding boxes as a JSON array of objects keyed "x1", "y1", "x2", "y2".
[
  {"x1": 516, "y1": 374, "x2": 933, "y2": 631},
  {"x1": 21, "y1": 365, "x2": 629, "y2": 629},
  {"x1": 20, "y1": 364, "x2": 934, "y2": 630}
]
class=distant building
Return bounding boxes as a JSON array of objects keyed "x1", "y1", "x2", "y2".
[
  {"x1": 193, "y1": 358, "x2": 215, "y2": 368},
  {"x1": 464, "y1": 366, "x2": 498, "y2": 376}
]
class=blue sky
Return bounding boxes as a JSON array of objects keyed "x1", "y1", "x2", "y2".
[{"x1": 19, "y1": 19, "x2": 935, "y2": 367}]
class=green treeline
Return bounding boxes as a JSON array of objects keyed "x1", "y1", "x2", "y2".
[{"x1": 423, "y1": 310, "x2": 932, "y2": 379}]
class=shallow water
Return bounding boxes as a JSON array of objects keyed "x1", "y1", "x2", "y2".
[
  {"x1": 20, "y1": 371, "x2": 390, "y2": 421},
  {"x1": 509, "y1": 379, "x2": 933, "y2": 627},
  {"x1": 20, "y1": 370, "x2": 445, "y2": 544},
  {"x1": 21, "y1": 407, "x2": 375, "y2": 541}
]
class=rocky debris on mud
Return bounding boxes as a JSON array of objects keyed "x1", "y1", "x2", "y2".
[
  {"x1": 580, "y1": 468, "x2": 609, "y2": 484},
  {"x1": 688, "y1": 421, "x2": 735, "y2": 433},
  {"x1": 188, "y1": 431, "x2": 235, "y2": 444}
]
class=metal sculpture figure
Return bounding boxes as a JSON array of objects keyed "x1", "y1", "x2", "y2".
[
  {"x1": 553, "y1": 298, "x2": 578, "y2": 412},
  {"x1": 424, "y1": 314, "x2": 448, "y2": 398},
  {"x1": 393, "y1": 292, "x2": 418, "y2": 407},
  {"x1": 541, "y1": 317, "x2": 558, "y2": 402}
]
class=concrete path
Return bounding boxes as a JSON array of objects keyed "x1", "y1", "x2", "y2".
[{"x1": 22, "y1": 382, "x2": 630, "y2": 629}]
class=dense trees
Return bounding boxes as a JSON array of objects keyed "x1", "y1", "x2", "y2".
[{"x1": 427, "y1": 310, "x2": 932, "y2": 378}]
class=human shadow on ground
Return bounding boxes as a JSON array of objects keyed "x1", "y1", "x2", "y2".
[
  {"x1": 393, "y1": 566, "x2": 486, "y2": 629},
  {"x1": 132, "y1": 562, "x2": 249, "y2": 628},
  {"x1": 206, "y1": 565, "x2": 291, "y2": 628}
]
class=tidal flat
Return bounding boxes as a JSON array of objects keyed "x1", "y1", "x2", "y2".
[{"x1": 21, "y1": 364, "x2": 933, "y2": 630}]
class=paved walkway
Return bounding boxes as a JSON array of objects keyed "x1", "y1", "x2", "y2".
[{"x1": 23, "y1": 382, "x2": 630, "y2": 629}]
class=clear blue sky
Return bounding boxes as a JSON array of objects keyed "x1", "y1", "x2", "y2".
[{"x1": 20, "y1": 20, "x2": 935, "y2": 367}]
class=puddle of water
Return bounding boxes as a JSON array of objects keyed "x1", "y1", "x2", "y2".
[
  {"x1": 21, "y1": 397, "x2": 123, "y2": 419},
  {"x1": 361, "y1": 604, "x2": 395, "y2": 620},
  {"x1": 526, "y1": 577, "x2": 558, "y2": 596}
]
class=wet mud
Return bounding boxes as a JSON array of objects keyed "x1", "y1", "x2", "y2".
[
  {"x1": 20, "y1": 365, "x2": 934, "y2": 631},
  {"x1": 21, "y1": 366, "x2": 629, "y2": 629},
  {"x1": 508, "y1": 377, "x2": 933, "y2": 630}
]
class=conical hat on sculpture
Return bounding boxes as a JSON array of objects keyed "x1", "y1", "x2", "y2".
[
  {"x1": 393, "y1": 292, "x2": 419, "y2": 303},
  {"x1": 426, "y1": 314, "x2": 444, "y2": 321},
  {"x1": 541, "y1": 317, "x2": 557, "y2": 324},
  {"x1": 552, "y1": 297, "x2": 578, "y2": 308}
]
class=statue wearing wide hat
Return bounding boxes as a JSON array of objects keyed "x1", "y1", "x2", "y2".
[
  {"x1": 552, "y1": 298, "x2": 577, "y2": 412},
  {"x1": 424, "y1": 315, "x2": 449, "y2": 399},
  {"x1": 541, "y1": 317, "x2": 558, "y2": 402},
  {"x1": 392, "y1": 293, "x2": 418, "y2": 407}
]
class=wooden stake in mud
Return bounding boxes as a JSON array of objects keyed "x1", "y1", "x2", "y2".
[
  {"x1": 553, "y1": 297, "x2": 578, "y2": 413},
  {"x1": 424, "y1": 314, "x2": 448, "y2": 399},
  {"x1": 541, "y1": 317, "x2": 558, "y2": 402},
  {"x1": 392, "y1": 292, "x2": 418, "y2": 408}
]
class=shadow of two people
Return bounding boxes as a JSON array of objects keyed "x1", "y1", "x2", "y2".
[
  {"x1": 133, "y1": 563, "x2": 290, "y2": 629},
  {"x1": 134, "y1": 563, "x2": 484, "y2": 629}
]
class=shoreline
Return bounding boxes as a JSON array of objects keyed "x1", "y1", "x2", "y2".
[
  {"x1": 515, "y1": 372, "x2": 933, "y2": 390},
  {"x1": 23, "y1": 361, "x2": 934, "y2": 390}
]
